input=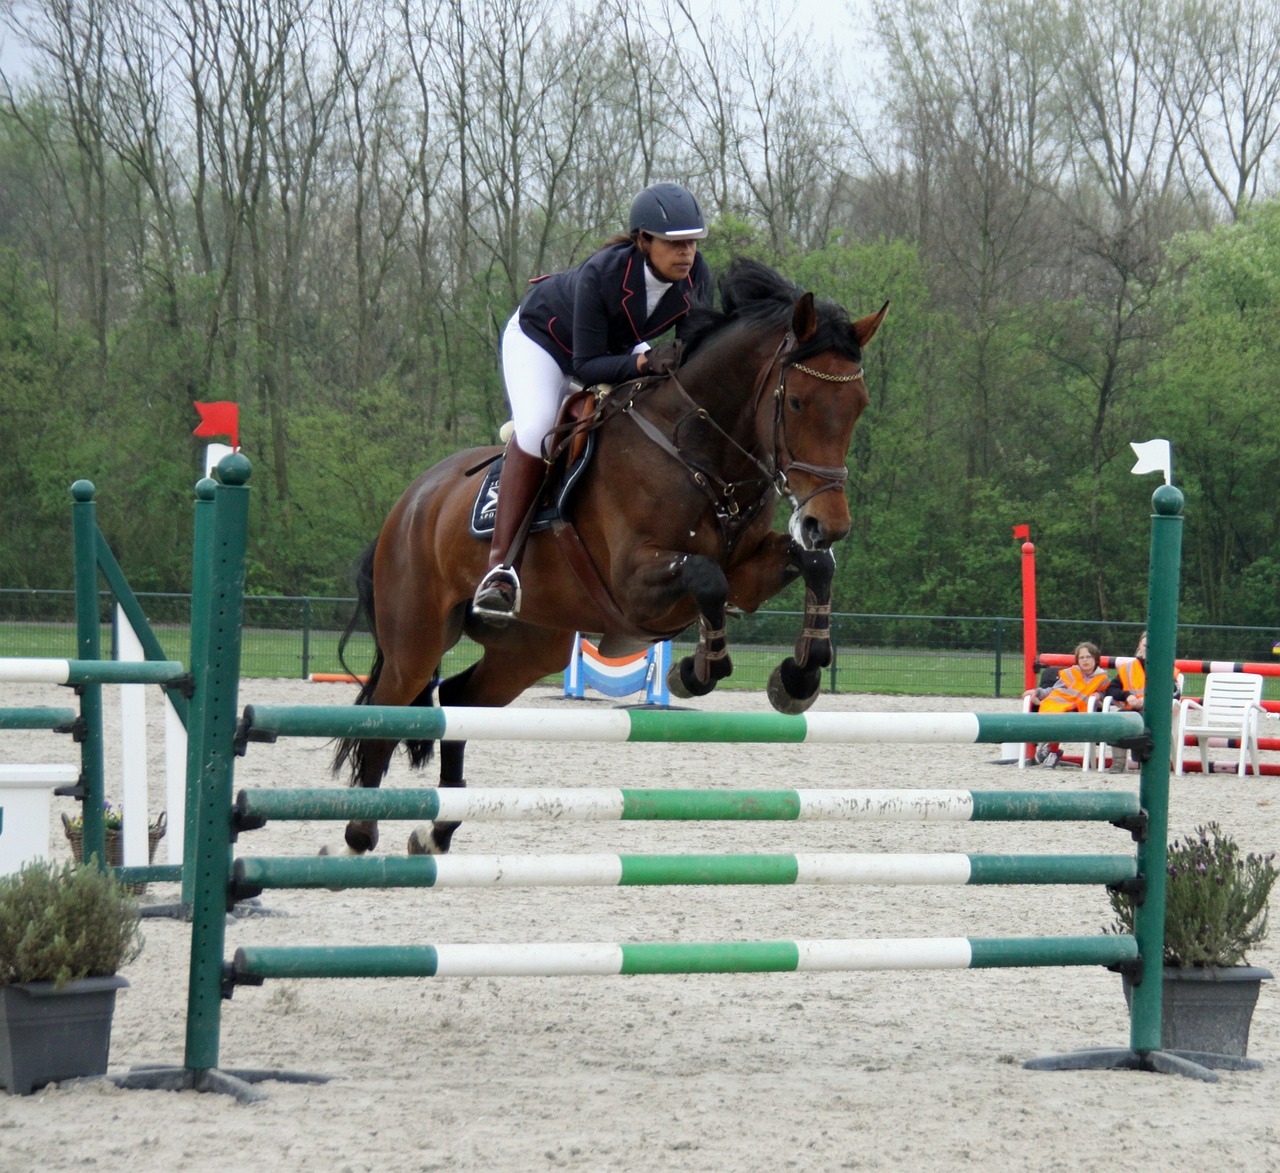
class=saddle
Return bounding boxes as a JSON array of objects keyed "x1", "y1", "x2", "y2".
[
  {"x1": 467, "y1": 383, "x2": 661, "y2": 645},
  {"x1": 467, "y1": 387, "x2": 602, "y2": 539}
]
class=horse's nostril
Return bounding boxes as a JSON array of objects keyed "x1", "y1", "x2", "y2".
[{"x1": 802, "y1": 516, "x2": 827, "y2": 550}]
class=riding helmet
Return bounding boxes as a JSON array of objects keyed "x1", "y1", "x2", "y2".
[{"x1": 629, "y1": 183, "x2": 708, "y2": 240}]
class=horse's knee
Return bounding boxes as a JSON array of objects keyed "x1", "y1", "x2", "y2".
[
  {"x1": 791, "y1": 546, "x2": 836, "y2": 594},
  {"x1": 681, "y1": 555, "x2": 729, "y2": 615}
]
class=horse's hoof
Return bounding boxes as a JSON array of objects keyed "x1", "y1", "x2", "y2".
[
  {"x1": 407, "y1": 825, "x2": 441, "y2": 855},
  {"x1": 767, "y1": 661, "x2": 820, "y2": 715},
  {"x1": 666, "y1": 663, "x2": 694, "y2": 699},
  {"x1": 669, "y1": 657, "x2": 716, "y2": 698}
]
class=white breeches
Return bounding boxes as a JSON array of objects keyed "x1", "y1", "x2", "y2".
[
  {"x1": 501, "y1": 310, "x2": 651, "y2": 457},
  {"x1": 501, "y1": 312, "x2": 571, "y2": 458}
]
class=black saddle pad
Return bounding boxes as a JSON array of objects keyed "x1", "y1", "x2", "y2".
[{"x1": 469, "y1": 433, "x2": 595, "y2": 540}]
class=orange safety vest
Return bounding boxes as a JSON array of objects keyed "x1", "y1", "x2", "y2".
[
  {"x1": 1038, "y1": 665, "x2": 1108, "y2": 713},
  {"x1": 1117, "y1": 658, "x2": 1146, "y2": 701},
  {"x1": 1115, "y1": 658, "x2": 1178, "y2": 707}
]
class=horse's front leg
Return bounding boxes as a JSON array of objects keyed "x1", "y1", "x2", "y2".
[
  {"x1": 766, "y1": 546, "x2": 835, "y2": 715},
  {"x1": 666, "y1": 555, "x2": 734, "y2": 699}
]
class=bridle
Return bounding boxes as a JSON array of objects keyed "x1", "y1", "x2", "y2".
[
  {"x1": 612, "y1": 326, "x2": 864, "y2": 550},
  {"x1": 751, "y1": 330, "x2": 864, "y2": 512}
]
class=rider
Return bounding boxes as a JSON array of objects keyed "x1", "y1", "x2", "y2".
[{"x1": 472, "y1": 181, "x2": 714, "y2": 619}]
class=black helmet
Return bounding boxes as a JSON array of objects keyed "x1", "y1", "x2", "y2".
[{"x1": 629, "y1": 183, "x2": 708, "y2": 240}]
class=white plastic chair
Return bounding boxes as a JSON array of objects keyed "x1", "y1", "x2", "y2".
[
  {"x1": 1089, "y1": 672, "x2": 1185, "y2": 772},
  {"x1": 1082, "y1": 693, "x2": 1106, "y2": 772},
  {"x1": 1018, "y1": 690, "x2": 1104, "y2": 770},
  {"x1": 1175, "y1": 672, "x2": 1265, "y2": 777}
]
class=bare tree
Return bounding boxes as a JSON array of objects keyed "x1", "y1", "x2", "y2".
[
  {"x1": 1168, "y1": 0, "x2": 1280, "y2": 221},
  {"x1": 1045, "y1": 0, "x2": 1200, "y2": 611},
  {"x1": 871, "y1": 0, "x2": 1067, "y2": 476},
  {"x1": 724, "y1": 1, "x2": 848, "y2": 250},
  {"x1": 101, "y1": 0, "x2": 184, "y2": 337},
  {"x1": 5, "y1": 0, "x2": 113, "y2": 363}
]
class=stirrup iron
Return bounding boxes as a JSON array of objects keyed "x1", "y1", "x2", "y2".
[{"x1": 473, "y1": 565, "x2": 523, "y2": 619}]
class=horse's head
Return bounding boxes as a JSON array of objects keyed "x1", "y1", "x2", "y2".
[
  {"x1": 681, "y1": 258, "x2": 887, "y2": 551},
  {"x1": 766, "y1": 291, "x2": 887, "y2": 551}
]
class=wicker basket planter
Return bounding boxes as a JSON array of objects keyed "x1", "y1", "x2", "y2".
[{"x1": 60, "y1": 811, "x2": 166, "y2": 894}]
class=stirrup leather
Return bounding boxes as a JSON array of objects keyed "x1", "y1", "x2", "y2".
[{"x1": 473, "y1": 565, "x2": 523, "y2": 618}]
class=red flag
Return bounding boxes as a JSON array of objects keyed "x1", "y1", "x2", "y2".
[
  {"x1": 193, "y1": 401, "x2": 239, "y2": 449},
  {"x1": 1012, "y1": 524, "x2": 1030, "y2": 541}
]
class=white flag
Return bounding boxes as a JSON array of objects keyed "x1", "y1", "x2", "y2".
[
  {"x1": 1130, "y1": 439, "x2": 1172, "y2": 485},
  {"x1": 204, "y1": 442, "x2": 234, "y2": 478}
]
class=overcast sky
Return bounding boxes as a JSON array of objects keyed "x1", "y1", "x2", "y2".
[{"x1": 1, "y1": 0, "x2": 883, "y2": 101}]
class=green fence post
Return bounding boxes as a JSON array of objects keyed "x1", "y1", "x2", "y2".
[
  {"x1": 70, "y1": 480, "x2": 106, "y2": 868},
  {"x1": 184, "y1": 455, "x2": 251, "y2": 1075},
  {"x1": 1128, "y1": 483, "x2": 1184, "y2": 1055},
  {"x1": 993, "y1": 618, "x2": 1004, "y2": 699},
  {"x1": 181, "y1": 479, "x2": 217, "y2": 907},
  {"x1": 301, "y1": 596, "x2": 311, "y2": 680}
]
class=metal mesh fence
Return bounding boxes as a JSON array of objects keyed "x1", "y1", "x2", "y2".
[{"x1": 3, "y1": 588, "x2": 1276, "y2": 698}]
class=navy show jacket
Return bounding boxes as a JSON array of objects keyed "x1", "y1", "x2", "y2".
[{"x1": 515, "y1": 242, "x2": 712, "y2": 386}]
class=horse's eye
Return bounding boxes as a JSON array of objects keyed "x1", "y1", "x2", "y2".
[{"x1": 787, "y1": 395, "x2": 802, "y2": 412}]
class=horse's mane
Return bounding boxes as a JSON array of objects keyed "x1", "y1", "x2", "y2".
[{"x1": 683, "y1": 257, "x2": 864, "y2": 365}]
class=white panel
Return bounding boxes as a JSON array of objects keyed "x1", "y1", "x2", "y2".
[
  {"x1": 431, "y1": 854, "x2": 624, "y2": 887},
  {"x1": 795, "y1": 789, "x2": 975, "y2": 821},
  {"x1": 434, "y1": 788, "x2": 627, "y2": 821},
  {"x1": 164, "y1": 694, "x2": 187, "y2": 863},
  {"x1": 117, "y1": 606, "x2": 149, "y2": 867},
  {"x1": 439, "y1": 708, "x2": 634, "y2": 742},
  {"x1": 804, "y1": 712, "x2": 982, "y2": 744}
]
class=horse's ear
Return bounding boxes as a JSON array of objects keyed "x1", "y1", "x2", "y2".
[
  {"x1": 852, "y1": 300, "x2": 890, "y2": 347},
  {"x1": 793, "y1": 292, "x2": 817, "y2": 343}
]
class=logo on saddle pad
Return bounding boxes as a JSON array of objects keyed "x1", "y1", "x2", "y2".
[{"x1": 468, "y1": 435, "x2": 596, "y2": 540}]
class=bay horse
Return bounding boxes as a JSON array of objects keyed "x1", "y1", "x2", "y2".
[{"x1": 332, "y1": 258, "x2": 887, "y2": 857}]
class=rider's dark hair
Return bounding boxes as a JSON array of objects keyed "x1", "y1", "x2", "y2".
[{"x1": 593, "y1": 230, "x2": 639, "y2": 255}]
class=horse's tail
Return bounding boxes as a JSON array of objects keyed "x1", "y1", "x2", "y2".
[
  {"x1": 332, "y1": 538, "x2": 439, "y2": 783},
  {"x1": 333, "y1": 540, "x2": 384, "y2": 781}
]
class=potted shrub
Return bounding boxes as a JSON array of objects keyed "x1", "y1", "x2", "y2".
[
  {"x1": 1109, "y1": 822, "x2": 1276, "y2": 1060},
  {"x1": 0, "y1": 858, "x2": 143, "y2": 1094}
]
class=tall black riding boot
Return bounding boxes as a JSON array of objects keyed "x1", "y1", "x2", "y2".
[{"x1": 472, "y1": 443, "x2": 547, "y2": 619}]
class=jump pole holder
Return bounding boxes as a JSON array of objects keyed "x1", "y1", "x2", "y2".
[
  {"x1": 67, "y1": 479, "x2": 193, "y2": 900},
  {"x1": 1026, "y1": 483, "x2": 1189, "y2": 1076},
  {"x1": 1019, "y1": 532, "x2": 1036, "y2": 765}
]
